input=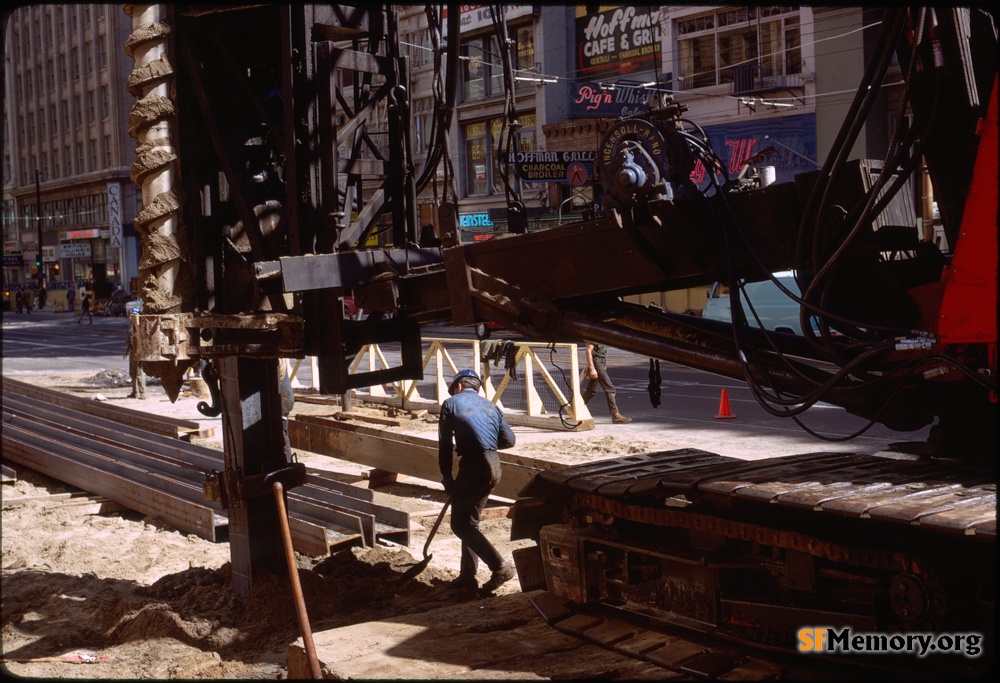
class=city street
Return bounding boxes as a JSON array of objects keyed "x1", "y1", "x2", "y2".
[{"x1": 3, "y1": 310, "x2": 931, "y2": 458}]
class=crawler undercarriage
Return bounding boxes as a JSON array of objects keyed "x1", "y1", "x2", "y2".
[{"x1": 512, "y1": 449, "x2": 995, "y2": 676}]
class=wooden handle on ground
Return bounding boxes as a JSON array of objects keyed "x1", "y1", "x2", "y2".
[{"x1": 274, "y1": 482, "x2": 323, "y2": 679}]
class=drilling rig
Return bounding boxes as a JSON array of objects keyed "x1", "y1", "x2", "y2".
[{"x1": 123, "y1": 4, "x2": 996, "y2": 670}]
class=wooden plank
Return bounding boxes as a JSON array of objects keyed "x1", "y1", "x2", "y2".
[
  {"x1": 295, "y1": 413, "x2": 563, "y2": 472},
  {"x1": 289, "y1": 416, "x2": 543, "y2": 500},
  {"x1": 333, "y1": 411, "x2": 404, "y2": 427},
  {"x1": 293, "y1": 394, "x2": 345, "y2": 406},
  {"x1": 366, "y1": 468, "x2": 399, "y2": 487}
]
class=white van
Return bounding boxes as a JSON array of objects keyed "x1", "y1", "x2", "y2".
[{"x1": 702, "y1": 271, "x2": 812, "y2": 335}]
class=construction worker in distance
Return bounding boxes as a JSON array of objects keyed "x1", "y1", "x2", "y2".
[
  {"x1": 438, "y1": 369, "x2": 518, "y2": 594},
  {"x1": 582, "y1": 341, "x2": 632, "y2": 424}
]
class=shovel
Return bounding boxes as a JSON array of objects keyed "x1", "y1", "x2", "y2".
[{"x1": 398, "y1": 495, "x2": 451, "y2": 582}]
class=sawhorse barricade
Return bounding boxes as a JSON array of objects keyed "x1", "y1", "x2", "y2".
[{"x1": 298, "y1": 338, "x2": 594, "y2": 431}]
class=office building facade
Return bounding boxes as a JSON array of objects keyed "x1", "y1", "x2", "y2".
[{"x1": 3, "y1": 5, "x2": 140, "y2": 299}]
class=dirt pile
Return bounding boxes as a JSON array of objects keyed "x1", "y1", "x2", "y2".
[{"x1": 2, "y1": 369, "x2": 668, "y2": 679}]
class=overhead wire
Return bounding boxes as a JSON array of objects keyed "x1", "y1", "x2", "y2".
[{"x1": 402, "y1": 11, "x2": 900, "y2": 111}]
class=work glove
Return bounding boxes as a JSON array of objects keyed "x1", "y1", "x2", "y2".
[{"x1": 442, "y1": 478, "x2": 454, "y2": 495}]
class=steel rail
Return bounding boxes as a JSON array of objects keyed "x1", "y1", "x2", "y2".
[
  {"x1": 2, "y1": 376, "x2": 211, "y2": 440},
  {"x1": 2, "y1": 385, "x2": 411, "y2": 554},
  {"x1": 2, "y1": 424, "x2": 225, "y2": 540}
]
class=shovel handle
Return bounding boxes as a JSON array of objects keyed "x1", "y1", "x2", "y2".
[
  {"x1": 422, "y1": 495, "x2": 452, "y2": 559},
  {"x1": 274, "y1": 482, "x2": 323, "y2": 680}
]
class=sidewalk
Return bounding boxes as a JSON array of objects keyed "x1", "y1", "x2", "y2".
[{"x1": 4, "y1": 311, "x2": 911, "y2": 464}]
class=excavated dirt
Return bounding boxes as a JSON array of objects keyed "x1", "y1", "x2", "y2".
[{"x1": 2, "y1": 370, "x2": 672, "y2": 679}]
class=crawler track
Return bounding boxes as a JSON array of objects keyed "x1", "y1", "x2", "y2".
[{"x1": 513, "y1": 449, "x2": 995, "y2": 678}]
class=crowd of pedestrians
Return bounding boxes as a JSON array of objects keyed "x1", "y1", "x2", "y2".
[{"x1": 8, "y1": 280, "x2": 131, "y2": 319}]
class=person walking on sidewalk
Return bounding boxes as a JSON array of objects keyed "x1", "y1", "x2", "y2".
[
  {"x1": 125, "y1": 323, "x2": 146, "y2": 399},
  {"x1": 67, "y1": 282, "x2": 76, "y2": 312},
  {"x1": 582, "y1": 341, "x2": 631, "y2": 424},
  {"x1": 78, "y1": 293, "x2": 93, "y2": 324},
  {"x1": 278, "y1": 358, "x2": 295, "y2": 458},
  {"x1": 438, "y1": 369, "x2": 518, "y2": 594}
]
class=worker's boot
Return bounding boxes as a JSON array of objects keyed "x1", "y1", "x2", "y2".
[
  {"x1": 482, "y1": 562, "x2": 516, "y2": 593},
  {"x1": 611, "y1": 413, "x2": 632, "y2": 424},
  {"x1": 449, "y1": 574, "x2": 478, "y2": 592}
]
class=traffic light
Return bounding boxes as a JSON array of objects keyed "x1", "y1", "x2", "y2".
[{"x1": 35, "y1": 258, "x2": 41, "y2": 269}]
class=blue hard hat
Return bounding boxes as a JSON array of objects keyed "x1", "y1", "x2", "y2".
[{"x1": 449, "y1": 369, "x2": 481, "y2": 395}]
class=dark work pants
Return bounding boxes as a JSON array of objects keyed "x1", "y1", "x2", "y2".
[
  {"x1": 450, "y1": 450, "x2": 503, "y2": 578},
  {"x1": 581, "y1": 354, "x2": 620, "y2": 416}
]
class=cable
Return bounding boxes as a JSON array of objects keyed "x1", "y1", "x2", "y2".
[{"x1": 546, "y1": 342, "x2": 582, "y2": 430}]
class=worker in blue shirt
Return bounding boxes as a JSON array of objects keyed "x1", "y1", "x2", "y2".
[{"x1": 438, "y1": 369, "x2": 517, "y2": 593}]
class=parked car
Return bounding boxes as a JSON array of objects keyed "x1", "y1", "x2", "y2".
[
  {"x1": 475, "y1": 321, "x2": 504, "y2": 339},
  {"x1": 702, "y1": 271, "x2": 832, "y2": 336}
]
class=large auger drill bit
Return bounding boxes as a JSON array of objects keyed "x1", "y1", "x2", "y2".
[{"x1": 124, "y1": 4, "x2": 197, "y2": 401}]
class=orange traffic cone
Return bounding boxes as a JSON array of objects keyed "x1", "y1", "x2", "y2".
[{"x1": 715, "y1": 389, "x2": 736, "y2": 419}]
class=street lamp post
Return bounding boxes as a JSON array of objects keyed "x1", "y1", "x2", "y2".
[{"x1": 35, "y1": 170, "x2": 43, "y2": 286}]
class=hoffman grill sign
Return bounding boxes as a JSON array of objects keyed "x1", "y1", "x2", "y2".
[{"x1": 512, "y1": 151, "x2": 596, "y2": 186}]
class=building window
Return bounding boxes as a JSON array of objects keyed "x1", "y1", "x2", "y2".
[
  {"x1": 406, "y1": 28, "x2": 432, "y2": 69},
  {"x1": 513, "y1": 25, "x2": 535, "y2": 92},
  {"x1": 463, "y1": 113, "x2": 536, "y2": 198},
  {"x1": 412, "y1": 96, "x2": 434, "y2": 153},
  {"x1": 464, "y1": 121, "x2": 489, "y2": 196},
  {"x1": 490, "y1": 113, "x2": 537, "y2": 195},
  {"x1": 100, "y1": 87, "x2": 110, "y2": 120},
  {"x1": 72, "y1": 47, "x2": 80, "y2": 80},
  {"x1": 461, "y1": 26, "x2": 532, "y2": 102},
  {"x1": 676, "y1": 6, "x2": 801, "y2": 91}
]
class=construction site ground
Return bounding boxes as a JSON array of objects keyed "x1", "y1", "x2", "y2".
[{"x1": 2, "y1": 366, "x2": 900, "y2": 679}]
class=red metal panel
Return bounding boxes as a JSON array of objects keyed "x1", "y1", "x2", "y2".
[{"x1": 936, "y1": 75, "x2": 998, "y2": 344}]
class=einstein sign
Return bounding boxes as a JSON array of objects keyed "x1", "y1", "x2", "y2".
[{"x1": 576, "y1": 5, "x2": 661, "y2": 80}]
